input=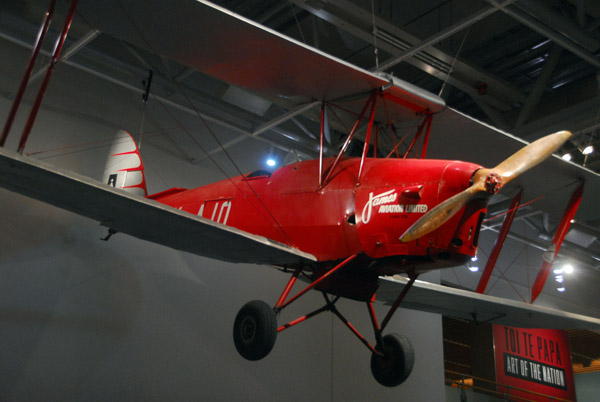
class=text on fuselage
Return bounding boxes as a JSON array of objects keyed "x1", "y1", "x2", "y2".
[{"x1": 361, "y1": 189, "x2": 427, "y2": 224}]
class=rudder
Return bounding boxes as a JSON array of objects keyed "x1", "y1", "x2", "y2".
[{"x1": 102, "y1": 130, "x2": 147, "y2": 197}]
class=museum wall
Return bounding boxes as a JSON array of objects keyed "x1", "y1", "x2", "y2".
[{"x1": 0, "y1": 39, "x2": 446, "y2": 401}]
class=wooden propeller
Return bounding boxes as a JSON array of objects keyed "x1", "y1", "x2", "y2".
[{"x1": 399, "y1": 130, "x2": 572, "y2": 243}]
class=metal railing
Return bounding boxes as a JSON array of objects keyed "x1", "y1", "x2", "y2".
[{"x1": 445, "y1": 370, "x2": 573, "y2": 402}]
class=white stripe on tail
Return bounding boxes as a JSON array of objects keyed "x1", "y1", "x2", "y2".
[{"x1": 102, "y1": 130, "x2": 147, "y2": 197}]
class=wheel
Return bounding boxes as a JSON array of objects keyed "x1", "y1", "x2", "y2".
[
  {"x1": 370, "y1": 333, "x2": 415, "y2": 387},
  {"x1": 233, "y1": 300, "x2": 277, "y2": 361}
]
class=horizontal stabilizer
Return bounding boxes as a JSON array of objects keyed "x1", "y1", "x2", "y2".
[
  {"x1": 0, "y1": 148, "x2": 316, "y2": 265},
  {"x1": 377, "y1": 276, "x2": 600, "y2": 330}
]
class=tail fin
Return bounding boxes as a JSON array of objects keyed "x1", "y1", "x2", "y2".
[{"x1": 102, "y1": 130, "x2": 147, "y2": 197}]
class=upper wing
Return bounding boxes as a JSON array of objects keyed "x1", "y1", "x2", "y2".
[
  {"x1": 74, "y1": 0, "x2": 445, "y2": 122},
  {"x1": 0, "y1": 147, "x2": 315, "y2": 266},
  {"x1": 377, "y1": 276, "x2": 600, "y2": 329},
  {"x1": 427, "y1": 108, "x2": 600, "y2": 222}
]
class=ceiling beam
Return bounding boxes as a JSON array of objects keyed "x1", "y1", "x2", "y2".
[
  {"x1": 376, "y1": 0, "x2": 518, "y2": 72},
  {"x1": 487, "y1": 0, "x2": 600, "y2": 69},
  {"x1": 514, "y1": 44, "x2": 564, "y2": 129},
  {"x1": 515, "y1": 96, "x2": 600, "y2": 141},
  {"x1": 30, "y1": 28, "x2": 100, "y2": 83},
  {"x1": 513, "y1": 0, "x2": 600, "y2": 52},
  {"x1": 291, "y1": 0, "x2": 526, "y2": 110},
  {"x1": 251, "y1": 102, "x2": 319, "y2": 137}
]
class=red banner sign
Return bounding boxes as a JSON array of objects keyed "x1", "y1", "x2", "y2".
[{"x1": 493, "y1": 325, "x2": 576, "y2": 402}]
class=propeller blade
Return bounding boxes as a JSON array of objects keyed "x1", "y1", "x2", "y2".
[
  {"x1": 399, "y1": 130, "x2": 571, "y2": 243},
  {"x1": 399, "y1": 186, "x2": 480, "y2": 243},
  {"x1": 493, "y1": 130, "x2": 572, "y2": 183}
]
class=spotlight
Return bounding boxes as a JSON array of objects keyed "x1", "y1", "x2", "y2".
[
  {"x1": 582, "y1": 145, "x2": 594, "y2": 155},
  {"x1": 561, "y1": 153, "x2": 572, "y2": 161},
  {"x1": 265, "y1": 147, "x2": 277, "y2": 168},
  {"x1": 563, "y1": 264, "x2": 574, "y2": 274},
  {"x1": 557, "y1": 287, "x2": 566, "y2": 292},
  {"x1": 471, "y1": 256, "x2": 478, "y2": 262},
  {"x1": 553, "y1": 268, "x2": 563, "y2": 275},
  {"x1": 468, "y1": 265, "x2": 479, "y2": 272}
]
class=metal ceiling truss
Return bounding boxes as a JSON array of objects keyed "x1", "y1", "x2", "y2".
[{"x1": 288, "y1": 0, "x2": 600, "y2": 164}]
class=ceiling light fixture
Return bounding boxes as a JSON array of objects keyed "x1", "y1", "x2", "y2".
[
  {"x1": 561, "y1": 153, "x2": 572, "y2": 161},
  {"x1": 563, "y1": 264, "x2": 574, "y2": 274},
  {"x1": 582, "y1": 145, "x2": 594, "y2": 155},
  {"x1": 265, "y1": 147, "x2": 277, "y2": 168}
]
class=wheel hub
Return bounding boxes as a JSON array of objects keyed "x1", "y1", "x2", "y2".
[{"x1": 240, "y1": 316, "x2": 257, "y2": 344}]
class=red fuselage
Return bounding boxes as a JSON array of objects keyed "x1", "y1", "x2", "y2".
[{"x1": 151, "y1": 157, "x2": 486, "y2": 275}]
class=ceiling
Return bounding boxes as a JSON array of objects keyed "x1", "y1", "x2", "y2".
[
  {"x1": 2, "y1": 0, "x2": 599, "y2": 167},
  {"x1": 214, "y1": 0, "x2": 600, "y2": 165},
  {"x1": 1, "y1": 0, "x2": 600, "y2": 387}
]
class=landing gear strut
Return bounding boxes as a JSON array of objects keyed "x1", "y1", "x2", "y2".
[{"x1": 232, "y1": 258, "x2": 418, "y2": 387}]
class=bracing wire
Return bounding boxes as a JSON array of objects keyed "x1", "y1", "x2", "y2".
[
  {"x1": 109, "y1": 0, "x2": 296, "y2": 245},
  {"x1": 287, "y1": 1, "x2": 307, "y2": 44},
  {"x1": 438, "y1": 21, "x2": 472, "y2": 98}
]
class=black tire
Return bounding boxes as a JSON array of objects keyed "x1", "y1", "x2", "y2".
[
  {"x1": 233, "y1": 300, "x2": 277, "y2": 361},
  {"x1": 370, "y1": 333, "x2": 415, "y2": 387}
]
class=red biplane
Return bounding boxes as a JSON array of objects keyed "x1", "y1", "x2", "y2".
[{"x1": 1, "y1": 0, "x2": 600, "y2": 388}]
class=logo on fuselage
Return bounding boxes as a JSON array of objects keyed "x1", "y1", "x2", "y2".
[{"x1": 361, "y1": 189, "x2": 428, "y2": 224}]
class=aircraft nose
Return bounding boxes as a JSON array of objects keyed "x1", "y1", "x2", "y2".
[{"x1": 440, "y1": 161, "x2": 483, "y2": 196}]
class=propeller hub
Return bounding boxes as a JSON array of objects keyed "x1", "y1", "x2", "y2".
[{"x1": 484, "y1": 172, "x2": 503, "y2": 194}]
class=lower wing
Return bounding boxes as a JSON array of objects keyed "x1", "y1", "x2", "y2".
[
  {"x1": 377, "y1": 276, "x2": 600, "y2": 329},
  {"x1": 0, "y1": 147, "x2": 315, "y2": 266}
]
